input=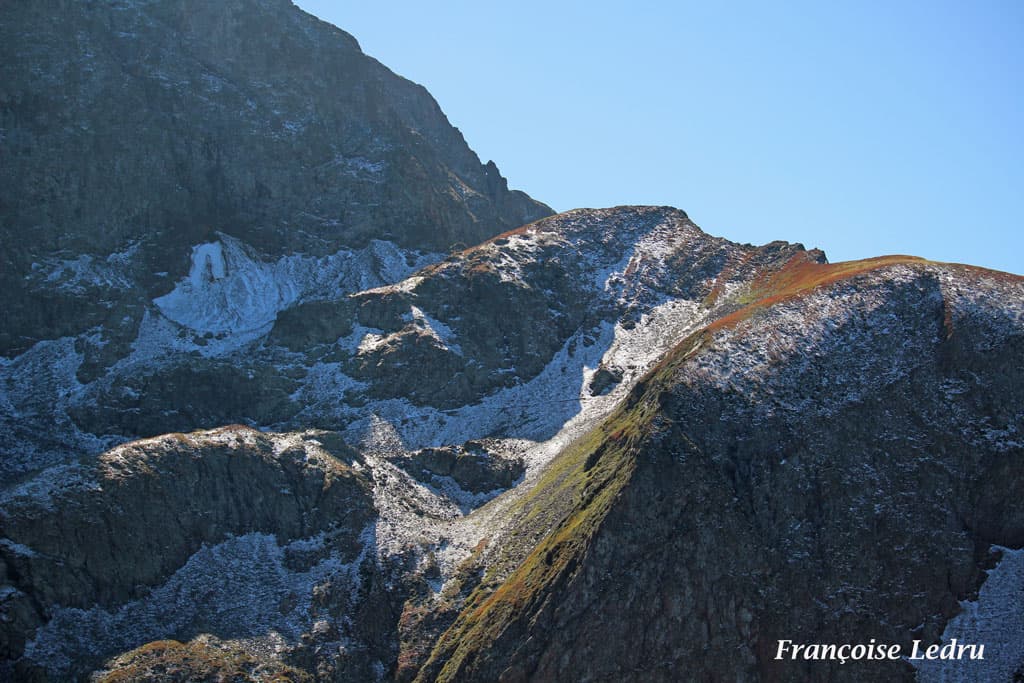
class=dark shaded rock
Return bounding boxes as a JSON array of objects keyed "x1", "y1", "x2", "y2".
[
  {"x1": 0, "y1": 426, "x2": 373, "y2": 676},
  {"x1": 267, "y1": 299, "x2": 356, "y2": 351},
  {"x1": 0, "y1": 0, "x2": 551, "y2": 356},
  {"x1": 69, "y1": 360, "x2": 301, "y2": 437},
  {"x1": 398, "y1": 442, "x2": 525, "y2": 494},
  {"x1": 588, "y1": 364, "x2": 623, "y2": 396}
]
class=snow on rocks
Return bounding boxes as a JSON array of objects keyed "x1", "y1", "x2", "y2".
[
  {"x1": 153, "y1": 237, "x2": 302, "y2": 336},
  {"x1": 407, "y1": 306, "x2": 462, "y2": 355},
  {"x1": 29, "y1": 242, "x2": 139, "y2": 295},
  {"x1": 677, "y1": 262, "x2": 1024, "y2": 426},
  {"x1": 684, "y1": 265, "x2": 944, "y2": 419},
  {"x1": 936, "y1": 266, "x2": 1024, "y2": 351},
  {"x1": 154, "y1": 235, "x2": 439, "y2": 339},
  {"x1": 0, "y1": 338, "x2": 118, "y2": 475},
  {"x1": 23, "y1": 531, "x2": 364, "y2": 679},
  {"x1": 914, "y1": 547, "x2": 1024, "y2": 683},
  {"x1": 326, "y1": 209, "x2": 734, "y2": 575}
]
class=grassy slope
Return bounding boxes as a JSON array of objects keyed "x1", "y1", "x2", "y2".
[
  {"x1": 416, "y1": 392, "x2": 653, "y2": 681},
  {"x1": 95, "y1": 638, "x2": 313, "y2": 682}
]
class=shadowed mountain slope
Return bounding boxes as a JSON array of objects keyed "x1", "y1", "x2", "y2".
[
  {"x1": 0, "y1": 0, "x2": 551, "y2": 357},
  {"x1": 418, "y1": 259, "x2": 1024, "y2": 683}
]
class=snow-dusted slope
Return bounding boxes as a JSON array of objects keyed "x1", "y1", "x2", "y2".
[
  {"x1": 4, "y1": 205, "x2": 1022, "y2": 682},
  {"x1": 0, "y1": 206, "x2": 799, "y2": 477},
  {"x1": 915, "y1": 547, "x2": 1024, "y2": 683},
  {"x1": 0, "y1": 236, "x2": 442, "y2": 474},
  {"x1": 1, "y1": 206, "x2": 821, "y2": 678},
  {"x1": 416, "y1": 256, "x2": 1024, "y2": 683}
]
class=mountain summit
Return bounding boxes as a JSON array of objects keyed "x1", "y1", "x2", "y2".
[{"x1": 2, "y1": 2, "x2": 1022, "y2": 682}]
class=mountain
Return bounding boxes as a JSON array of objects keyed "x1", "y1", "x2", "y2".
[
  {"x1": 0, "y1": 0, "x2": 550, "y2": 356},
  {"x1": 418, "y1": 257, "x2": 1024, "y2": 683},
  {"x1": 5, "y1": 205, "x2": 1022, "y2": 681},
  {"x1": 3, "y1": 2, "x2": 1023, "y2": 682},
  {"x1": 2, "y1": 204, "x2": 826, "y2": 679},
  {"x1": 0, "y1": 0, "x2": 550, "y2": 475}
]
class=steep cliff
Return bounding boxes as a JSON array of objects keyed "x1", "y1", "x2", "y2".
[{"x1": 0, "y1": 0, "x2": 551, "y2": 357}]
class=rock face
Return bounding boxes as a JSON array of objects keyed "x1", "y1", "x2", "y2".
[
  {"x1": 418, "y1": 260, "x2": 1024, "y2": 683},
  {"x1": 0, "y1": 0, "x2": 551, "y2": 356},
  {"x1": 3, "y1": 2, "x2": 1024, "y2": 682},
  {"x1": 0, "y1": 426, "x2": 376, "y2": 679},
  {"x1": 0, "y1": 0, "x2": 550, "y2": 477},
  {"x1": 397, "y1": 442, "x2": 525, "y2": 494}
]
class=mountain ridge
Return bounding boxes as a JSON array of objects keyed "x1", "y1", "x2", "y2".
[
  {"x1": 5, "y1": 210, "x2": 1021, "y2": 680},
  {"x1": 416, "y1": 257, "x2": 1024, "y2": 682},
  {"x1": 2, "y1": 2, "x2": 1023, "y2": 681}
]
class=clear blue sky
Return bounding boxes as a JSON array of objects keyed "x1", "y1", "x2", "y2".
[{"x1": 295, "y1": 1, "x2": 1023, "y2": 274}]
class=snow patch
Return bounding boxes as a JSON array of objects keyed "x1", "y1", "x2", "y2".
[
  {"x1": 154, "y1": 236, "x2": 440, "y2": 339},
  {"x1": 408, "y1": 306, "x2": 462, "y2": 355},
  {"x1": 0, "y1": 538, "x2": 39, "y2": 558},
  {"x1": 914, "y1": 547, "x2": 1024, "y2": 682},
  {"x1": 155, "y1": 237, "x2": 300, "y2": 335}
]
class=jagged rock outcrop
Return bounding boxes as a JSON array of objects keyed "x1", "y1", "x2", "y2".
[
  {"x1": 92, "y1": 636, "x2": 315, "y2": 682},
  {"x1": 345, "y1": 207, "x2": 770, "y2": 408},
  {"x1": 396, "y1": 442, "x2": 525, "y2": 494}
]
